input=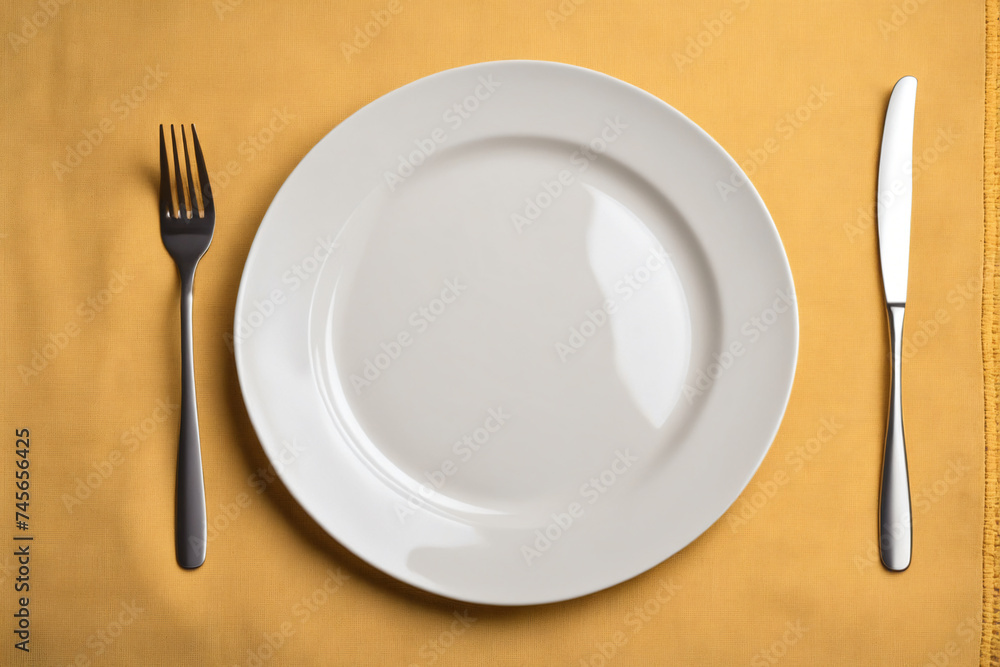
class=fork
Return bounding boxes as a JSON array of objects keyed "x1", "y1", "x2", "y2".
[{"x1": 159, "y1": 124, "x2": 214, "y2": 569}]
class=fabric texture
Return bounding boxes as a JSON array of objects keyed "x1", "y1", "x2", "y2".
[
  {"x1": 981, "y1": 1, "x2": 999, "y2": 665},
  {"x1": 0, "y1": 0, "x2": 995, "y2": 664}
]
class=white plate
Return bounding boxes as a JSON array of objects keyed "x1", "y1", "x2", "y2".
[{"x1": 234, "y1": 61, "x2": 797, "y2": 605}]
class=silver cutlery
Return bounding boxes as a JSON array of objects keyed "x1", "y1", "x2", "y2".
[
  {"x1": 158, "y1": 124, "x2": 214, "y2": 569},
  {"x1": 876, "y1": 76, "x2": 917, "y2": 572}
]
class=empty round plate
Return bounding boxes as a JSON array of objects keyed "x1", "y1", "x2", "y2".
[{"x1": 234, "y1": 60, "x2": 797, "y2": 605}]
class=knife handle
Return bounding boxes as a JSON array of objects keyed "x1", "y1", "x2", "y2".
[{"x1": 879, "y1": 303, "x2": 912, "y2": 571}]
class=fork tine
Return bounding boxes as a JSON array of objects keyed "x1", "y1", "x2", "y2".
[
  {"x1": 191, "y1": 125, "x2": 213, "y2": 214},
  {"x1": 158, "y1": 125, "x2": 173, "y2": 218},
  {"x1": 180, "y1": 126, "x2": 200, "y2": 216},
  {"x1": 170, "y1": 125, "x2": 187, "y2": 218}
]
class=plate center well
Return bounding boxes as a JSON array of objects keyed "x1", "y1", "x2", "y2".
[{"x1": 314, "y1": 138, "x2": 704, "y2": 514}]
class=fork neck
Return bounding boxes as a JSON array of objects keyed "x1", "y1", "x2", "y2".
[{"x1": 177, "y1": 264, "x2": 198, "y2": 295}]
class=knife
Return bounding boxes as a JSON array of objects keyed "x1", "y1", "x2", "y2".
[{"x1": 876, "y1": 75, "x2": 917, "y2": 572}]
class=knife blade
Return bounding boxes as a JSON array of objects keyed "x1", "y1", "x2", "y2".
[{"x1": 876, "y1": 75, "x2": 917, "y2": 572}]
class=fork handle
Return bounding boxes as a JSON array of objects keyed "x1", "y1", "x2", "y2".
[
  {"x1": 879, "y1": 303, "x2": 911, "y2": 571},
  {"x1": 176, "y1": 274, "x2": 207, "y2": 568}
]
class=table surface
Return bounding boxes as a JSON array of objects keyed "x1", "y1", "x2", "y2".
[{"x1": 0, "y1": 0, "x2": 995, "y2": 665}]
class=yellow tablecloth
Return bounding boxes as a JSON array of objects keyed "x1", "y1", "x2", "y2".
[{"x1": 1, "y1": 0, "x2": 997, "y2": 664}]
